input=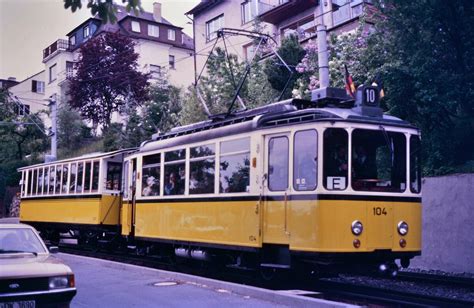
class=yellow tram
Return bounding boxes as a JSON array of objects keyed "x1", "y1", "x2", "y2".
[
  {"x1": 19, "y1": 86, "x2": 421, "y2": 273},
  {"x1": 18, "y1": 149, "x2": 133, "y2": 243},
  {"x1": 120, "y1": 86, "x2": 421, "y2": 272}
]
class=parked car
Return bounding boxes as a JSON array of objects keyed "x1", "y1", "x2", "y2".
[{"x1": 0, "y1": 223, "x2": 76, "y2": 307}]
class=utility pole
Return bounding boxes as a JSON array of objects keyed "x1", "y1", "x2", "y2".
[
  {"x1": 317, "y1": 24, "x2": 330, "y2": 89},
  {"x1": 48, "y1": 94, "x2": 57, "y2": 162}
]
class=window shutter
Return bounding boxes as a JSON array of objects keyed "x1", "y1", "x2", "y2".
[{"x1": 32, "y1": 80, "x2": 37, "y2": 92}]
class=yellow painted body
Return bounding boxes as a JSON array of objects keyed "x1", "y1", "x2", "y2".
[
  {"x1": 20, "y1": 195, "x2": 121, "y2": 226},
  {"x1": 121, "y1": 201, "x2": 133, "y2": 235},
  {"x1": 132, "y1": 201, "x2": 261, "y2": 247},
  {"x1": 123, "y1": 197, "x2": 421, "y2": 253}
]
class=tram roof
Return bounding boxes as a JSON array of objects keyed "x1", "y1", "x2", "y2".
[
  {"x1": 139, "y1": 98, "x2": 417, "y2": 153},
  {"x1": 18, "y1": 148, "x2": 136, "y2": 171}
]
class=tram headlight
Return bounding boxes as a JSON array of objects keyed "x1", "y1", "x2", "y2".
[
  {"x1": 397, "y1": 221, "x2": 409, "y2": 236},
  {"x1": 351, "y1": 220, "x2": 363, "y2": 236}
]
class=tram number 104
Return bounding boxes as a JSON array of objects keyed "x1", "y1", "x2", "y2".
[{"x1": 373, "y1": 207, "x2": 387, "y2": 216}]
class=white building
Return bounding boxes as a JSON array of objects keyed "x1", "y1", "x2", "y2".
[
  {"x1": 186, "y1": 0, "x2": 372, "y2": 75},
  {"x1": 10, "y1": 2, "x2": 195, "y2": 131}
]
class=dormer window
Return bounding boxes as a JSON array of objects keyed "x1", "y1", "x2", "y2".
[
  {"x1": 131, "y1": 21, "x2": 141, "y2": 33},
  {"x1": 148, "y1": 24, "x2": 159, "y2": 37},
  {"x1": 167, "y1": 29, "x2": 176, "y2": 41},
  {"x1": 83, "y1": 25, "x2": 90, "y2": 38},
  {"x1": 69, "y1": 35, "x2": 76, "y2": 46}
]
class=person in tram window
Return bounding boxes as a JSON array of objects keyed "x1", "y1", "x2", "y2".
[
  {"x1": 142, "y1": 176, "x2": 157, "y2": 196},
  {"x1": 164, "y1": 172, "x2": 178, "y2": 195},
  {"x1": 353, "y1": 145, "x2": 377, "y2": 180},
  {"x1": 329, "y1": 145, "x2": 348, "y2": 176}
]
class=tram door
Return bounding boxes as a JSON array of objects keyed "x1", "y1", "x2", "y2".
[
  {"x1": 121, "y1": 158, "x2": 137, "y2": 237},
  {"x1": 262, "y1": 133, "x2": 291, "y2": 247}
]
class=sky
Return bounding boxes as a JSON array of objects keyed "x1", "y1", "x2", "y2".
[{"x1": 0, "y1": 0, "x2": 199, "y2": 81}]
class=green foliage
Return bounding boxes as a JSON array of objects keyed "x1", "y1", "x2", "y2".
[
  {"x1": 141, "y1": 78, "x2": 183, "y2": 136},
  {"x1": 0, "y1": 92, "x2": 48, "y2": 162},
  {"x1": 371, "y1": 0, "x2": 474, "y2": 175},
  {"x1": 264, "y1": 35, "x2": 305, "y2": 99},
  {"x1": 64, "y1": 0, "x2": 142, "y2": 24},
  {"x1": 102, "y1": 123, "x2": 124, "y2": 152},
  {"x1": 180, "y1": 45, "x2": 279, "y2": 124},
  {"x1": 197, "y1": 47, "x2": 248, "y2": 115},
  {"x1": 179, "y1": 86, "x2": 208, "y2": 126},
  {"x1": 0, "y1": 91, "x2": 48, "y2": 207},
  {"x1": 292, "y1": 1, "x2": 474, "y2": 175},
  {"x1": 57, "y1": 104, "x2": 92, "y2": 158}
]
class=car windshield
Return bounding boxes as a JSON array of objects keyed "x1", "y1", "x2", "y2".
[
  {"x1": 0, "y1": 228, "x2": 47, "y2": 254},
  {"x1": 351, "y1": 128, "x2": 407, "y2": 192}
]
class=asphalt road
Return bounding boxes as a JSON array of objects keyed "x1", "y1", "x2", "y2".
[{"x1": 58, "y1": 253, "x2": 292, "y2": 308}]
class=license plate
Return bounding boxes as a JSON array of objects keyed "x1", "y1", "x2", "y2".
[{"x1": 0, "y1": 301, "x2": 35, "y2": 308}]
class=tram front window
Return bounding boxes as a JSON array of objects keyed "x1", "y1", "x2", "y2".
[{"x1": 351, "y1": 129, "x2": 406, "y2": 192}]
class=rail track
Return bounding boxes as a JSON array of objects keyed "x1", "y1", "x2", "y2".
[
  {"x1": 58, "y1": 244, "x2": 474, "y2": 307},
  {"x1": 398, "y1": 270, "x2": 474, "y2": 289},
  {"x1": 315, "y1": 276, "x2": 474, "y2": 307}
]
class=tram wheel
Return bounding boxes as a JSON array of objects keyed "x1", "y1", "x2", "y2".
[{"x1": 259, "y1": 267, "x2": 277, "y2": 281}]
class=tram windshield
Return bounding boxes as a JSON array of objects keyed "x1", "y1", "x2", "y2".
[{"x1": 351, "y1": 129, "x2": 406, "y2": 192}]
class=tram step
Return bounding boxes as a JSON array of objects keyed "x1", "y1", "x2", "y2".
[
  {"x1": 260, "y1": 263, "x2": 291, "y2": 269},
  {"x1": 226, "y1": 264, "x2": 255, "y2": 271}
]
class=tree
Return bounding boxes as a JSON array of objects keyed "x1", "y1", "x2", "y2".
[
  {"x1": 68, "y1": 31, "x2": 149, "y2": 130},
  {"x1": 0, "y1": 91, "x2": 48, "y2": 210},
  {"x1": 141, "y1": 74, "x2": 183, "y2": 136},
  {"x1": 0, "y1": 93, "x2": 48, "y2": 162},
  {"x1": 292, "y1": 1, "x2": 474, "y2": 175},
  {"x1": 370, "y1": 0, "x2": 474, "y2": 174},
  {"x1": 57, "y1": 104, "x2": 92, "y2": 158},
  {"x1": 264, "y1": 35, "x2": 305, "y2": 99},
  {"x1": 64, "y1": 0, "x2": 142, "y2": 24}
]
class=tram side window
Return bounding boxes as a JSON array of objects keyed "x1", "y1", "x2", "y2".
[
  {"x1": 190, "y1": 144, "x2": 215, "y2": 194},
  {"x1": 76, "y1": 162, "x2": 84, "y2": 193},
  {"x1": 62, "y1": 164, "x2": 69, "y2": 193},
  {"x1": 410, "y1": 136, "x2": 421, "y2": 193},
  {"x1": 49, "y1": 166, "x2": 55, "y2": 193},
  {"x1": 84, "y1": 161, "x2": 91, "y2": 192},
  {"x1": 92, "y1": 160, "x2": 100, "y2": 192},
  {"x1": 27, "y1": 170, "x2": 33, "y2": 196},
  {"x1": 220, "y1": 138, "x2": 250, "y2": 193},
  {"x1": 323, "y1": 128, "x2": 348, "y2": 190},
  {"x1": 32, "y1": 169, "x2": 38, "y2": 195},
  {"x1": 37, "y1": 168, "x2": 43, "y2": 195},
  {"x1": 20, "y1": 171, "x2": 25, "y2": 197},
  {"x1": 294, "y1": 130, "x2": 318, "y2": 191},
  {"x1": 142, "y1": 154, "x2": 161, "y2": 196},
  {"x1": 106, "y1": 162, "x2": 122, "y2": 191},
  {"x1": 268, "y1": 136, "x2": 289, "y2": 191},
  {"x1": 164, "y1": 150, "x2": 185, "y2": 196},
  {"x1": 123, "y1": 161, "x2": 129, "y2": 199},
  {"x1": 55, "y1": 165, "x2": 62, "y2": 194},
  {"x1": 351, "y1": 129, "x2": 406, "y2": 192},
  {"x1": 69, "y1": 163, "x2": 77, "y2": 193}
]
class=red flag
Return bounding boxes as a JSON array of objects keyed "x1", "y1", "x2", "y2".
[{"x1": 344, "y1": 64, "x2": 356, "y2": 98}]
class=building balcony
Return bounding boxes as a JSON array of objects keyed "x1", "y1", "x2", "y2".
[
  {"x1": 258, "y1": 0, "x2": 318, "y2": 25},
  {"x1": 43, "y1": 39, "x2": 70, "y2": 62},
  {"x1": 332, "y1": 0, "x2": 367, "y2": 27}
]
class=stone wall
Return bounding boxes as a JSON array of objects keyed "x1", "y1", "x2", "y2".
[{"x1": 410, "y1": 173, "x2": 474, "y2": 273}]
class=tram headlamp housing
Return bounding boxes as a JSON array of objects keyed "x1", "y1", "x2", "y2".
[
  {"x1": 397, "y1": 221, "x2": 409, "y2": 236},
  {"x1": 351, "y1": 220, "x2": 363, "y2": 236}
]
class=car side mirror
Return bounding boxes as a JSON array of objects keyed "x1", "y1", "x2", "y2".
[{"x1": 49, "y1": 246, "x2": 59, "y2": 254}]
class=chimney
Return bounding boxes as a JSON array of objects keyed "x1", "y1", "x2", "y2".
[{"x1": 153, "y1": 2, "x2": 162, "y2": 22}]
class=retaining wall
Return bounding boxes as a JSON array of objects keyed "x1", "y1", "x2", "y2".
[{"x1": 410, "y1": 173, "x2": 474, "y2": 273}]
